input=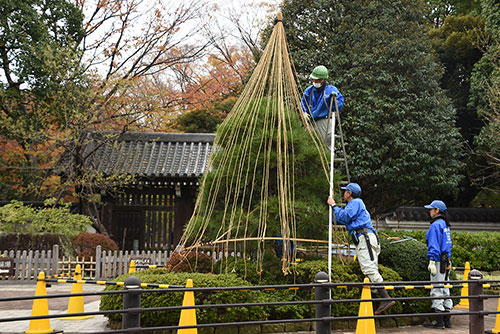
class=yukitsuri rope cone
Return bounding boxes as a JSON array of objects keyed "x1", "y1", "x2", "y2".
[{"x1": 178, "y1": 12, "x2": 346, "y2": 275}]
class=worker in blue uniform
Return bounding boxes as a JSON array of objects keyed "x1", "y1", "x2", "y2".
[
  {"x1": 300, "y1": 65, "x2": 344, "y2": 150},
  {"x1": 424, "y1": 200, "x2": 453, "y2": 329},
  {"x1": 328, "y1": 182, "x2": 395, "y2": 314}
]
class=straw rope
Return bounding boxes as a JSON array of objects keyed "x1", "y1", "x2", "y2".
[{"x1": 178, "y1": 13, "x2": 346, "y2": 274}]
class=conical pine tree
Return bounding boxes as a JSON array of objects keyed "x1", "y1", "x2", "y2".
[{"x1": 178, "y1": 13, "x2": 345, "y2": 274}]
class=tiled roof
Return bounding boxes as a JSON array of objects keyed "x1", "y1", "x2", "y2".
[
  {"x1": 387, "y1": 206, "x2": 500, "y2": 223},
  {"x1": 77, "y1": 132, "x2": 215, "y2": 178},
  {"x1": 379, "y1": 206, "x2": 500, "y2": 232}
]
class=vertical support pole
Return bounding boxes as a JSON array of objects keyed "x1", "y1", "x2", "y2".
[
  {"x1": 469, "y1": 269, "x2": 484, "y2": 334},
  {"x1": 315, "y1": 272, "x2": 331, "y2": 334},
  {"x1": 123, "y1": 276, "x2": 141, "y2": 333},
  {"x1": 328, "y1": 96, "x2": 337, "y2": 282}
]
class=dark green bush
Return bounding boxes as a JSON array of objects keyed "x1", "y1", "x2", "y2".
[
  {"x1": 379, "y1": 233, "x2": 461, "y2": 311},
  {"x1": 214, "y1": 256, "x2": 278, "y2": 285},
  {"x1": 451, "y1": 232, "x2": 500, "y2": 271},
  {"x1": 99, "y1": 270, "x2": 267, "y2": 327},
  {"x1": 379, "y1": 237, "x2": 429, "y2": 281},
  {"x1": 380, "y1": 230, "x2": 500, "y2": 271}
]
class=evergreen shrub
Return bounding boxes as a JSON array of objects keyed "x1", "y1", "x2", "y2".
[
  {"x1": 214, "y1": 256, "x2": 278, "y2": 285},
  {"x1": 99, "y1": 271, "x2": 267, "y2": 327},
  {"x1": 381, "y1": 230, "x2": 500, "y2": 271},
  {"x1": 73, "y1": 232, "x2": 118, "y2": 259},
  {"x1": 379, "y1": 237, "x2": 429, "y2": 281}
]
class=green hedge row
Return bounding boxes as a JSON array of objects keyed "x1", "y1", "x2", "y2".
[
  {"x1": 380, "y1": 230, "x2": 500, "y2": 271},
  {"x1": 100, "y1": 257, "x2": 433, "y2": 328}
]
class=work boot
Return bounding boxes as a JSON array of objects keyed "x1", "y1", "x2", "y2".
[
  {"x1": 423, "y1": 310, "x2": 445, "y2": 329},
  {"x1": 374, "y1": 288, "x2": 396, "y2": 315},
  {"x1": 443, "y1": 311, "x2": 452, "y2": 328}
]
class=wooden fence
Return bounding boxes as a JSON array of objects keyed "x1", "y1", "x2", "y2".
[{"x1": 0, "y1": 245, "x2": 238, "y2": 281}]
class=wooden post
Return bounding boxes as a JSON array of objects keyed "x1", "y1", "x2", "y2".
[
  {"x1": 52, "y1": 244, "x2": 59, "y2": 276},
  {"x1": 95, "y1": 245, "x2": 102, "y2": 279}
]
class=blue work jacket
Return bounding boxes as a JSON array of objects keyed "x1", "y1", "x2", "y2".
[
  {"x1": 426, "y1": 217, "x2": 452, "y2": 261},
  {"x1": 300, "y1": 84, "x2": 344, "y2": 119},
  {"x1": 333, "y1": 198, "x2": 373, "y2": 233}
]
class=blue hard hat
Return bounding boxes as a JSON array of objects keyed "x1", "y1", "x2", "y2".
[
  {"x1": 341, "y1": 183, "x2": 362, "y2": 195},
  {"x1": 424, "y1": 200, "x2": 447, "y2": 212}
]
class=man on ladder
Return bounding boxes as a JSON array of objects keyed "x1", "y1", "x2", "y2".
[
  {"x1": 300, "y1": 65, "x2": 344, "y2": 150},
  {"x1": 302, "y1": 65, "x2": 395, "y2": 314}
]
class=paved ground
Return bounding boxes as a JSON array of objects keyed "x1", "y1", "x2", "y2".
[{"x1": 0, "y1": 282, "x2": 498, "y2": 334}]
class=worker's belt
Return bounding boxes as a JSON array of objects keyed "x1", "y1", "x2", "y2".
[
  {"x1": 313, "y1": 115, "x2": 332, "y2": 121},
  {"x1": 350, "y1": 228, "x2": 379, "y2": 262}
]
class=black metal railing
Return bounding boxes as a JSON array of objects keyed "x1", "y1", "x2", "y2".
[{"x1": 0, "y1": 269, "x2": 499, "y2": 334}]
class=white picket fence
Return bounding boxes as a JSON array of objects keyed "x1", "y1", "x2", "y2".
[{"x1": 0, "y1": 245, "x2": 238, "y2": 281}]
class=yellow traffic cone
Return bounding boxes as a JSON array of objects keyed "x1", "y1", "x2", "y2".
[
  {"x1": 25, "y1": 272, "x2": 55, "y2": 334},
  {"x1": 128, "y1": 260, "x2": 136, "y2": 273},
  {"x1": 356, "y1": 278, "x2": 376, "y2": 334},
  {"x1": 178, "y1": 279, "x2": 197, "y2": 334},
  {"x1": 58, "y1": 265, "x2": 93, "y2": 320},
  {"x1": 456, "y1": 262, "x2": 470, "y2": 309},
  {"x1": 485, "y1": 290, "x2": 500, "y2": 334}
]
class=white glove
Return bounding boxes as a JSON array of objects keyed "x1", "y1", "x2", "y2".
[{"x1": 428, "y1": 260, "x2": 437, "y2": 275}]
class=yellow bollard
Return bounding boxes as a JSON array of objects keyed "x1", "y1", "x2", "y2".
[
  {"x1": 485, "y1": 289, "x2": 500, "y2": 334},
  {"x1": 128, "y1": 260, "x2": 136, "y2": 273},
  {"x1": 58, "y1": 264, "x2": 93, "y2": 320},
  {"x1": 456, "y1": 262, "x2": 470, "y2": 309},
  {"x1": 25, "y1": 272, "x2": 56, "y2": 334},
  {"x1": 178, "y1": 279, "x2": 197, "y2": 334},
  {"x1": 356, "y1": 278, "x2": 376, "y2": 334}
]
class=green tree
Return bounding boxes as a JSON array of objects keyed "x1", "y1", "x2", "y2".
[
  {"x1": 0, "y1": 0, "x2": 84, "y2": 199},
  {"x1": 428, "y1": 14, "x2": 486, "y2": 205},
  {"x1": 469, "y1": 0, "x2": 500, "y2": 196},
  {"x1": 424, "y1": 0, "x2": 481, "y2": 27},
  {"x1": 280, "y1": 0, "x2": 464, "y2": 215},
  {"x1": 175, "y1": 97, "x2": 237, "y2": 133}
]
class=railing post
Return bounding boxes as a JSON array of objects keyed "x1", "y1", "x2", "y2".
[
  {"x1": 123, "y1": 275, "x2": 142, "y2": 333},
  {"x1": 469, "y1": 269, "x2": 484, "y2": 334},
  {"x1": 315, "y1": 271, "x2": 331, "y2": 334}
]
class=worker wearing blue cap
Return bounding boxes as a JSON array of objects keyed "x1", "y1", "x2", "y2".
[
  {"x1": 327, "y1": 183, "x2": 395, "y2": 315},
  {"x1": 423, "y1": 200, "x2": 453, "y2": 329}
]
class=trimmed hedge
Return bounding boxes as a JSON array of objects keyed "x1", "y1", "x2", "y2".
[
  {"x1": 100, "y1": 258, "x2": 410, "y2": 329},
  {"x1": 380, "y1": 230, "x2": 500, "y2": 271},
  {"x1": 379, "y1": 237, "x2": 429, "y2": 281},
  {"x1": 100, "y1": 271, "x2": 267, "y2": 327}
]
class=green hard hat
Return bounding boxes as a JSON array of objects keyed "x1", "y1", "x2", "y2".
[{"x1": 309, "y1": 65, "x2": 328, "y2": 79}]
